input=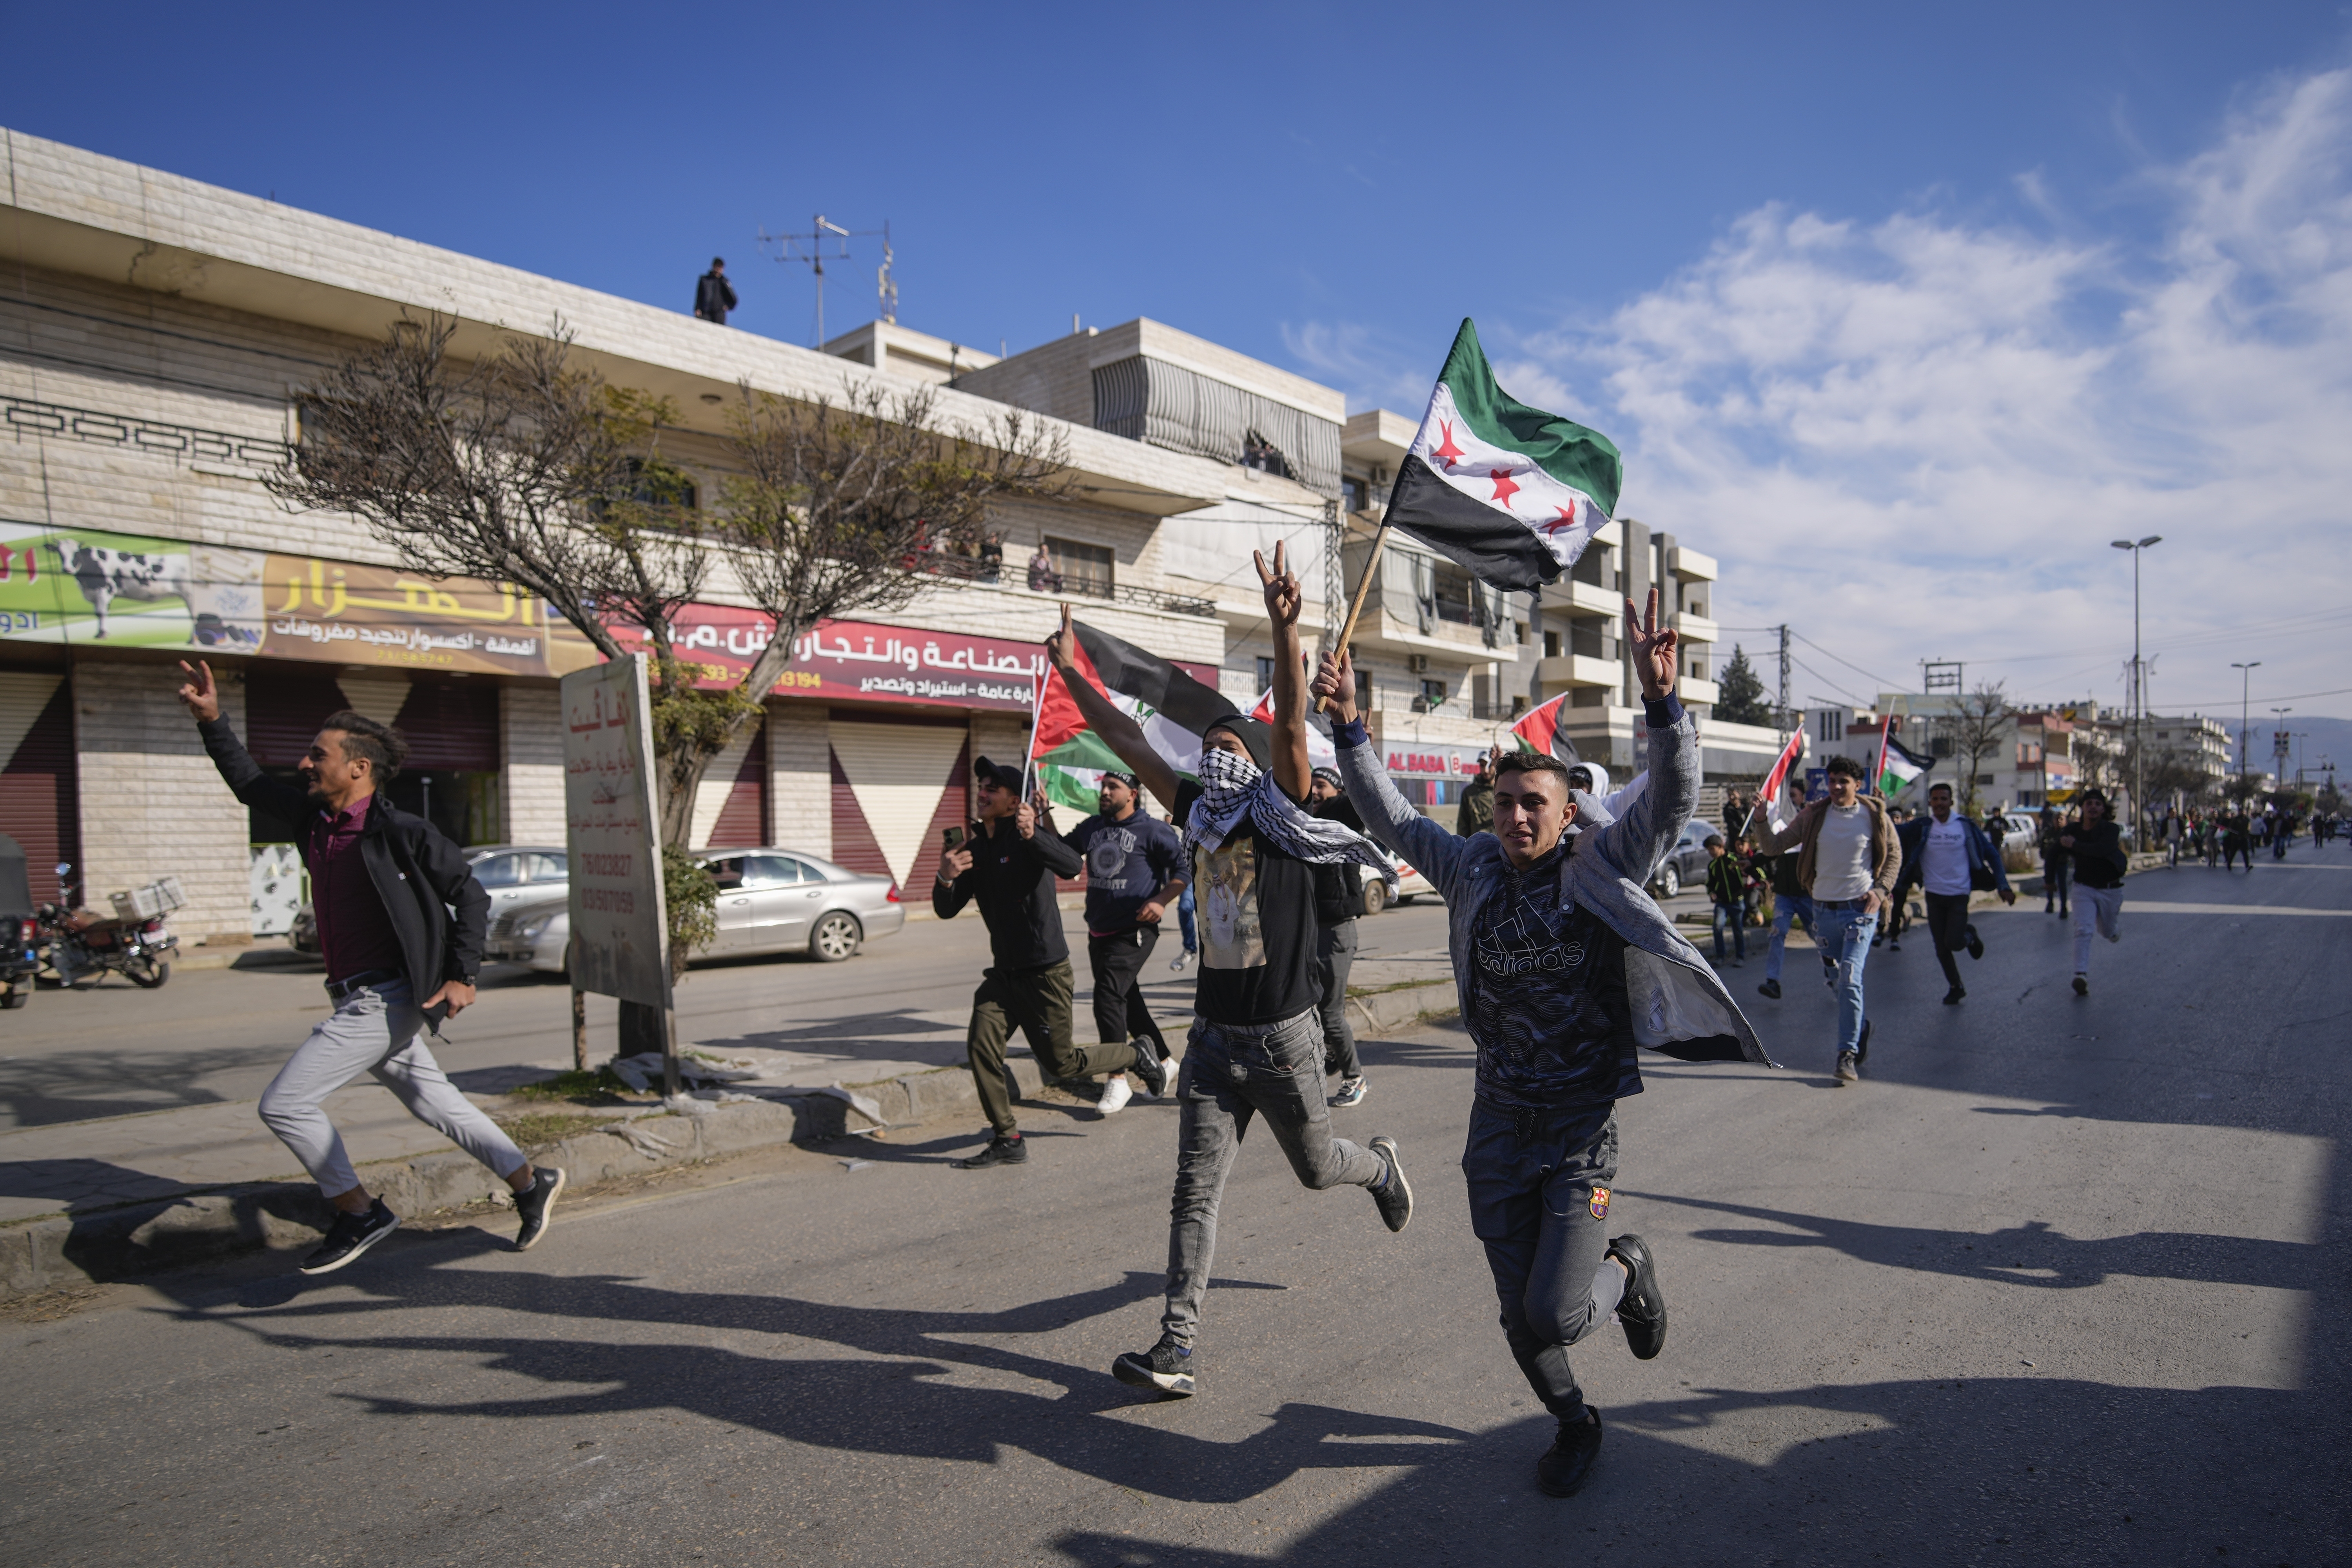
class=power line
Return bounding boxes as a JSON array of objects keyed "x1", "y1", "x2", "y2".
[{"x1": 1790, "y1": 632, "x2": 1900, "y2": 691}]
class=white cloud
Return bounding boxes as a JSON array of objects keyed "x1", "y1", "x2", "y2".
[{"x1": 1301, "y1": 68, "x2": 2352, "y2": 717}]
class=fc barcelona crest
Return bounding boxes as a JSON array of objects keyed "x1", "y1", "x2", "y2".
[{"x1": 1589, "y1": 1185, "x2": 1611, "y2": 1220}]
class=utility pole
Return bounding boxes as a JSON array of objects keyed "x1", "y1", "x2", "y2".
[
  {"x1": 1777, "y1": 622, "x2": 1791, "y2": 731},
  {"x1": 2111, "y1": 535, "x2": 2161, "y2": 836},
  {"x1": 2232, "y1": 660, "x2": 2261, "y2": 795}
]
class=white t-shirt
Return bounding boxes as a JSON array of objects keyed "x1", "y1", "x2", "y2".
[
  {"x1": 1813, "y1": 803, "x2": 1874, "y2": 902},
  {"x1": 1922, "y1": 815, "x2": 1972, "y2": 896}
]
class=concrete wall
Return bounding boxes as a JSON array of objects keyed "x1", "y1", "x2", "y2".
[{"x1": 71, "y1": 657, "x2": 252, "y2": 944}]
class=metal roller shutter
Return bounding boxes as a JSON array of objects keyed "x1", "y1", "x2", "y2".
[
  {"x1": 710, "y1": 718, "x2": 769, "y2": 848},
  {"x1": 391, "y1": 678, "x2": 501, "y2": 771},
  {"x1": 0, "y1": 671, "x2": 79, "y2": 901},
  {"x1": 828, "y1": 718, "x2": 969, "y2": 888}
]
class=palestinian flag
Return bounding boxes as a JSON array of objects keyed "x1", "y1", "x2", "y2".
[
  {"x1": 1509, "y1": 691, "x2": 1581, "y2": 764},
  {"x1": 1877, "y1": 733, "x2": 1934, "y2": 799},
  {"x1": 1385, "y1": 318, "x2": 1624, "y2": 591},
  {"x1": 1033, "y1": 620, "x2": 1237, "y2": 811},
  {"x1": 1755, "y1": 728, "x2": 1807, "y2": 834}
]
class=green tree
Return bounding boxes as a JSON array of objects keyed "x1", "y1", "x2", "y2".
[{"x1": 1713, "y1": 644, "x2": 1773, "y2": 726}]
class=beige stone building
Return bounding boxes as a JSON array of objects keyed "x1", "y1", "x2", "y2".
[{"x1": 0, "y1": 126, "x2": 1765, "y2": 946}]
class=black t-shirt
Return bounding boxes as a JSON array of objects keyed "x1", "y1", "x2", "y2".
[
  {"x1": 1174, "y1": 778, "x2": 1320, "y2": 1026},
  {"x1": 1063, "y1": 810, "x2": 1184, "y2": 936}
]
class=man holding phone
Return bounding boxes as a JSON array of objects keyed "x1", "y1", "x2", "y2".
[
  {"x1": 936, "y1": 757, "x2": 1171, "y2": 1168},
  {"x1": 1062, "y1": 771, "x2": 1186, "y2": 1114}
]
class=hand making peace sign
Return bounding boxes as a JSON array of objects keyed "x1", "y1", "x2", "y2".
[
  {"x1": 1623, "y1": 586, "x2": 1680, "y2": 702},
  {"x1": 1255, "y1": 540, "x2": 1302, "y2": 629}
]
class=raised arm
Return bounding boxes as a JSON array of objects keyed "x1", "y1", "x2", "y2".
[
  {"x1": 1313, "y1": 645, "x2": 1472, "y2": 892},
  {"x1": 1256, "y1": 542, "x2": 1312, "y2": 802},
  {"x1": 1586, "y1": 589, "x2": 1694, "y2": 884},
  {"x1": 1044, "y1": 604, "x2": 1183, "y2": 813},
  {"x1": 177, "y1": 659, "x2": 312, "y2": 822}
]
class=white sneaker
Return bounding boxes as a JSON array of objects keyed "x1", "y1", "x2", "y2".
[
  {"x1": 1098, "y1": 1076, "x2": 1133, "y2": 1116},
  {"x1": 1169, "y1": 950, "x2": 1193, "y2": 972}
]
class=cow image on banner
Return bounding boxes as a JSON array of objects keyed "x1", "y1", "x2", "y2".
[{"x1": 561, "y1": 656, "x2": 677, "y2": 1092}]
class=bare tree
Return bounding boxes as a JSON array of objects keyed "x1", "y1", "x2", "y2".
[
  {"x1": 1945, "y1": 681, "x2": 2011, "y2": 813},
  {"x1": 270, "y1": 316, "x2": 1071, "y2": 847}
]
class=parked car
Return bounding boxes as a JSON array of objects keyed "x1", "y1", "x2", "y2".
[
  {"x1": 1646, "y1": 818, "x2": 1717, "y2": 900},
  {"x1": 483, "y1": 847, "x2": 906, "y2": 974},
  {"x1": 287, "y1": 843, "x2": 567, "y2": 959},
  {"x1": 1357, "y1": 853, "x2": 1436, "y2": 915}
]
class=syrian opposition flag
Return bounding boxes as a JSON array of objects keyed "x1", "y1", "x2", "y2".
[
  {"x1": 1509, "y1": 691, "x2": 1580, "y2": 764},
  {"x1": 1385, "y1": 318, "x2": 1624, "y2": 592},
  {"x1": 1754, "y1": 728, "x2": 1807, "y2": 834},
  {"x1": 1034, "y1": 620, "x2": 1237, "y2": 811},
  {"x1": 1877, "y1": 733, "x2": 1935, "y2": 799}
]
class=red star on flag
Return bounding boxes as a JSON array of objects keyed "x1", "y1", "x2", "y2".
[
  {"x1": 1540, "y1": 503, "x2": 1579, "y2": 537},
  {"x1": 1488, "y1": 467, "x2": 1521, "y2": 508},
  {"x1": 1430, "y1": 420, "x2": 1465, "y2": 470}
]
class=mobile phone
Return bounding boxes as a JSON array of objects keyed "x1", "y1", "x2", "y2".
[{"x1": 943, "y1": 826, "x2": 965, "y2": 850}]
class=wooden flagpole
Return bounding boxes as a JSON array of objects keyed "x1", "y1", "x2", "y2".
[{"x1": 1312, "y1": 521, "x2": 1390, "y2": 715}]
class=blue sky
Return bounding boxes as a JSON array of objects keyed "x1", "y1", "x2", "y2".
[{"x1": 8, "y1": 2, "x2": 2352, "y2": 726}]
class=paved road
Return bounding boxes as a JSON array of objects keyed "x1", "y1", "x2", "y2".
[
  {"x1": 0, "y1": 902, "x2": 1457, "y2": 1129},
  {"x1": 3, "y1": 860, "x2": 2345, "y2": 1564}
]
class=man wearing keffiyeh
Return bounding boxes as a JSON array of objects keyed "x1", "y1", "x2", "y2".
[{"x1": 1044, "y1": 546, "x2": 1414, "y2": 1402}]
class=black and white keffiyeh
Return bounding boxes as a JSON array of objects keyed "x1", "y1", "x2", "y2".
[{"x1": 1181, "y1": 745, "x2": 1396, "y2": 883}]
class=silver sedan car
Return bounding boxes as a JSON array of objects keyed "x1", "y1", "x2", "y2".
[{"x1": 482, "y1": 848, "x2": 906, "y2": 974}]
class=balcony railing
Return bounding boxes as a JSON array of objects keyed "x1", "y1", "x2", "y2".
[{"x1": 906, "y1": 549, "x2": 1214, "y2": 617}]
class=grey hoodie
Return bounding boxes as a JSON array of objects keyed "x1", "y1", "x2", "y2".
[{"x1": 1336, "y1": 699, "x2": 1774, "y2": 1073}]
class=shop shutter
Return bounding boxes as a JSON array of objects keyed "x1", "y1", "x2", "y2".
[
  {"x1": 391, "y1": 678, "x2": 500, "y2": 770},
  {"x1": 828, "y1": 717, "x2": 969, "y2": 887},
  {"x1": 710, "y1": 718, "x2": 769, "y2": 847},
  {"x1": 0, "y1": 673, "x2": 80, "y2": 900},
  {"x1": 243, "y1": 665, "x2": 350, "y2": 766}
]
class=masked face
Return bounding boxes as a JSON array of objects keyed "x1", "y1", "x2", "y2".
[{"x1": 1197, "y1": 744, "x2": 1261, "y2": 793}]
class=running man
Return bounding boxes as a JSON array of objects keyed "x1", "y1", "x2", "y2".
[
  {"x1": 176, "y1": 661, "x2": 561, "y2": 1274},
  {"x1": 1045, "y1": 548, "x2": 1410, "y2": 1401},
  {"x1": 1752, "y1": 755, "x2": 1901, "y2": 1084},
  {"x1": 1062, "y1": 771, "x2": 1187, "y2": 1115},
  {"x1": 1319, "y1": 588, "x2": 1772, "y2": 1498},
  {"x1": 1308, "y1": 766, "x2": 1371, "y2": 1109},
  {"x1": 2060, "y1": 789, "x2": 2129, "y2": 996},
  {"x1": 1894, "y1": 782, "x2": 2016, "y2": 1005}
]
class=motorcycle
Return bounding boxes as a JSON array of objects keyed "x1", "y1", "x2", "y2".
[{"x1": 39, "y1": 864, "x2": 178, "y2": 989}]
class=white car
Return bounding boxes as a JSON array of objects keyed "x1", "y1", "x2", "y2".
[
  {"x1": 483, "y1": 848, "x2": 907, "y2": 973},
  {"x1": 1359, "y1": 853, "x2": 1435, "y2": 915}
]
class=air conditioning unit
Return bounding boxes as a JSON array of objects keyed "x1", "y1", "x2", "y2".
[{"x1": 1405, "y1": 654, "x2": 1430, "y2": 673}]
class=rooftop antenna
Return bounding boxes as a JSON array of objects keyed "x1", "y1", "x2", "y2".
[{"x1": 756, "y1": 214, "x2": 889, "y2": 348}]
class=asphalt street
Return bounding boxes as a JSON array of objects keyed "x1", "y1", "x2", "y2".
[
  {"x1": 0, "y1": 901, "x2": 1459, "y2": 1129},
  {"x1": 2, "y1": 857, "x2": 2346, "y2": 1566}
]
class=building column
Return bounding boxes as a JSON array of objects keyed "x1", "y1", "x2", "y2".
[
  {"x1": 72, "y1": 656, "x2": 252, "y2": 946},
  {"x1": 768, "y1": 702, "x2": 831, "y2": 859}
]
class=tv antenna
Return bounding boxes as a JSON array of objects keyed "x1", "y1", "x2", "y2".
[
  {"x1": 1919, "y1": 660, "x2": 1964, "y2": 697},
  {"x1": 757, "y1": 215, "x2": 893, "y2": 348}
]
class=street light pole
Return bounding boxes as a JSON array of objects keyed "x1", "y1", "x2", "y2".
[
  {"x1": 2231, "y1": 660, "x2": 2260, "y2": 800},
  {"x1": 2111, "y1": 535, "x2": 2161, "y2": 840}
]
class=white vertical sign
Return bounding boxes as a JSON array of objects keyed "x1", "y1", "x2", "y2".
[{"x1": 563, "y1": 656, "x2": 671, "y2": 1011}]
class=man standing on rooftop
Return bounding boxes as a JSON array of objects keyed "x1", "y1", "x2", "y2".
[{"x1": 693, "y1": 257, "x2": 737, "y2": 325}]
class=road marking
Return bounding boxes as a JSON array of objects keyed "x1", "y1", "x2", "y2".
[{"x1": 2121, "y1": 902, "x2": 2352, "y2": 917}]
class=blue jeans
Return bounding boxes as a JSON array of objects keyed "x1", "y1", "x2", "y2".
[
  {"x1": 1765, "y1": 893, "x2": 1816, "y2": 982},
  {"x1": 1813, "y1": 902, "x2": 1877, "y2": 1058},
  {"x1": 1710, "y1": 900, "x2": 1746, "y2": 960},
  {"x1": 1176, "y1": 882, "x2": 1197, "y2": 953}
]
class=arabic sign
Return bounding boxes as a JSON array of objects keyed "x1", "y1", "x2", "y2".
[
  {"x1": 562, "y1": 656, "x2": 672, "y2": 1010},
  {"x1": 617, "y1": 606, "x2": 1219, "y2": 711},
  {"x1": 0, "y1": 520, "x2": 597, "y2": 676}
]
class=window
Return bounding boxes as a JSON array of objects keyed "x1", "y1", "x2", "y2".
[
  {"x1": 472, "y1": 853, "x2": 523, "y2": 888},
  {"x1": 1240, "y1": 430, "x2": 1295, "y2": 480},
  {"x1": 1514, "y1": 621, "x2": 1528, "y2": 646},
  {"x1": 1688, "y1": 657, "x2": 1707, "y2": 679},
  {"x1": 1419, "y1": 677, "x2": 1448, "y2": 709},
  {"x1": 1255, "y1": 656, "x2": 1277, "y2": 691},
  {"x1": 520, "y1": 852, "x2": 567, "y2": 882},
  {"x1": 1354, "y1": 670, "x2": 1373, "y2": 711},
  {"x1": 623, "y1": 456, "x2": 697, "y2": 511},
  {"x1": 741, "y1": 855, "x2": 802, "y2": 888},
  {"x1": 1543, "y1": 630, "x2": 1562, "y2": 659},
  {"x1": 1045, "y1": 536, "x2": 1114, "y2": 599},
  {"x1": 1341, "y1": 476, "x2": 1368, "y2": 512},
  {"x1": 704, "y1": 856, "x2": 747, "y2": 891},
  {"x1": 1510, "y1": 694, "x2": 1528, "y2": 716}
]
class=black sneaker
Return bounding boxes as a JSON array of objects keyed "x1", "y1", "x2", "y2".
[
  {"x1": 512, "y1": 1166, "x2": 565, "y2": 1252},
  {"x1": 1942, "y1": 986, "x2": 1965, "y2": 1006},
  {"x1": 1835, "y1": 1050, "x2": 1860, "y2": 1085},
  {"x1": 1965, "y1": 925, "x2": 1984, "y2": 961},
  {"x1": 1537, "y1": 1407, "x2": 1604, "y2": 1497},
  {"x1": 2072, "y1": 974, "x2": 2089, "y2": 996},
  {"x1": 1756, "y1": 978, "x2": 1782, "y2": 1000},
  {"x1": 1369, "y1": 1135, "x2": 1412, "y2": 1233},
  {"x1": 952, "y1": 1133, "x2": 1027, "y2": 1169},
  {"x1": 299, "y1": 1198, "x2": 400, "y2": 1276},
  {"x1": 1112, "y1": 1334, "x2": 1197, "y2": 1396},
  {"x1": 1132, "y1": 1041, "x2": 1172, "y2": 1099},
  {"x1": 1607, "y1": 1233, "x2": 1668, "y2": 1360}
]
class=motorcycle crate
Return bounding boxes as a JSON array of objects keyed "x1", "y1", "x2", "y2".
[{"x1": 109, "y1": 876, "x2": 186, "y2": 924}]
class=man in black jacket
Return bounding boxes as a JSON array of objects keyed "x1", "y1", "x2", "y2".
[
  {"x1": 693, "y1": 258, "x2": 738, "y2": 324},
  {"x1": 936, "y1": 756, "x2": 1169, "y2": 1167},
  {"x1": 1061, "y1": 770, "x2": 1185, "y2": 1117},
  {"x1": 176, "y1": 661, "x2": 560, "y2": 1275}
]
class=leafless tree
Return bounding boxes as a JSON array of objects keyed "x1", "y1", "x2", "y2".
[
  {"x1": 270, "y1": 315, "x2": 1070, "y2": 847},
  {"x1": 1945, "y1": 681, "x2": 2011, "y2": 813}
]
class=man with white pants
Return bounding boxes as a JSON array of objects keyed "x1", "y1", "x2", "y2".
[
  {"x1": 2060, "y1": 788, "x2": 2129, "y2": 996},
  {"x1": 178, "y1": 660, "x2": 562, "y2": 1275}
]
